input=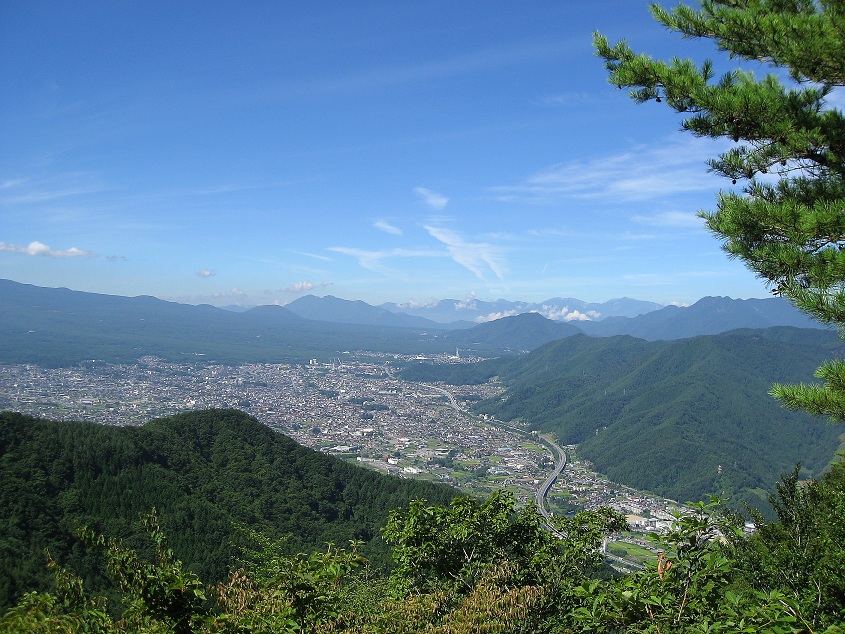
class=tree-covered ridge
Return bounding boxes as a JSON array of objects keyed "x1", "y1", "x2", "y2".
[
  {"x1": 3, "y1": 466, "x2": 844, "y2": 632},
  {"x1": 0, "y1": 409, "x2": 456, "y2": 611},
  {"x1": 404, "y1": 328, "x2": 845, "y2": 509}
]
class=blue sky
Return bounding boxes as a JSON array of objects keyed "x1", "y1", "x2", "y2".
[{"x1": 1, "y1": 1, "x2": 778, "y2": 308}]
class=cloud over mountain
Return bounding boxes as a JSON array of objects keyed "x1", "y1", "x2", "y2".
[{"x1": 0, "y1": 241, "x2": 95, "y2": 258}]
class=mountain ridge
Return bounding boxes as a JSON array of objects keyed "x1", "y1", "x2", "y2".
[
  {"x1": 379, "y1": 295, "x2": 664, "y2": 324},
  {"x1": 285, "y1": 294, "x2": 471, "y2": 329},
  {"x1": 0, "y1": 279, "x2": 829, "y2": 368},
  {"x1": 470, "y1": 328, "x2": 844, "y2": 509},
  {"x1": 0, "y1": 408, "x2": 457, "y2": 610},
  {"x1": 578, "y1": 295, "x2": 823, "y2": 339}
]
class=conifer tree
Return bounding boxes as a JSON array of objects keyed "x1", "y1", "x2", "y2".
[{"x1": 595, "y1": 1, "x2": 845, "y2": 420}]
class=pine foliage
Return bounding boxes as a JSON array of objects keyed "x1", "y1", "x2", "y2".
[{"x1": 595, "y1": 0, "x2": 845, "y2": 421}]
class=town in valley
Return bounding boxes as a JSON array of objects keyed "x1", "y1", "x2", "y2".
[{"x1": 1, "y1": 354, "x2": 691, "y2": 568}]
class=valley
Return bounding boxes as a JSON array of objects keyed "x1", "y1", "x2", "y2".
[
  {"x1": 0, "y1": 355, "x2": 688, "y2": 530},
  {"x1": 3, "y1": 283, "x2": 844, "y2": 628}
]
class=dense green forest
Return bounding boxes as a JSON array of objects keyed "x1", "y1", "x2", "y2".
[
  {"x1": 0, "y1": 409, "x2": 456, "y2": 612},
  {"x1": 403, "y1": 328, "x2": 845, "y2": 510},
  {"x1": 3, "y1": 454, "x2": 843, "y2": 632}
]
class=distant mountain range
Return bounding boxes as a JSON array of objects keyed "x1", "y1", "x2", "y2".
[
  {"x1": 0, "y1": 279, "x2": 829, "y2": 366},
  {"x1": 377, "y1": 296, "x2": 664, "y2": 324},
  {"x1": 280, "y1": 292, "x2": 825, "y2": 340},
  {"x1": 577, "y1": 295, "x2": 823, "y2": 339},
  {"x1": 286, "y1": 294, "x2": 462, "y2": 329}
]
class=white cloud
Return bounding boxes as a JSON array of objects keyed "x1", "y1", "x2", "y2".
[
  {"x1": 374, "y1": 219, "x2": 402, "y2": 235},
  {"x1": 283, "y1": 280, "x2": 315, "y2": 293},
  {"x1": 474, "y1": 310, "x2": 518, "y2": 323},
  {"x1": 414, "y1": 187, "x2": 449, "y2": 210},
  {"x1": 0, "y1": 240, "x2": 96, "y2": 258},
  {"x1": 473, "y1": 305, "x2": 601, "y2": 323},
  {"x1": 455, "y1": 291, "x2": 478, "y2": 310},
  {"x1": 196, "y1": 269, "x2": 215, "y2": 278},
  {"x1": 424, "y1": 226, "x2": 506, "y2": 281},
  {"x1": 539, "y1": 305, "x2": 600, "y2": 321},
  {"x1": 491, "y1": 136, "x2": 729, "y2": 204}
]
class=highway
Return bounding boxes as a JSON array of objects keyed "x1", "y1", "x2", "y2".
[
  {"x1": 425, "y1": 384, "x2": 462, "y2": 411},
  {"x1": 424, "y1": 383, "x2": 647, "y2": 571},
  {"x1": 535, "y1": 433, "x2": 566, "y2": 522},
  {"x1": 421, "y1": 383, "x2": 567, "y2": 524}
]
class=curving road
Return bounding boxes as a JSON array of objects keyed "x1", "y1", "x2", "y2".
[
  {"x1": 419, "y1": 383, "x2": 566, "y2": 525},
  {"x1": 535, "y1": 434, "x2": 566, "y2": 523},
  {"x1": 422, "y1": 384, "x2": 644, "y2": 569}
]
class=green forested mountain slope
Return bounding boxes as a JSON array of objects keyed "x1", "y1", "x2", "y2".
[
  {"x1": 472, "y1": 329, "x2": 845, "y2": 508},
  {"x1": 0, "y1": 409, "x2": 456, "y2": 610}
]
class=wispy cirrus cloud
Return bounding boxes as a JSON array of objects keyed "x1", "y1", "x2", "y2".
[
  {"x1": 0, "y1": 173, "x2": 107, "y2": 206},
  {"x1": 491, "y1": 136, "x2": 729, "y2": 204},
  {"x1": 288, "y1": 250, "x2": 332, "y2": 262},
  {"x1": 413, "y1": 187, "x2": 449, "y2": 210},
  {"x1": 424, "y1": 226, "x2": 506, "y2": 281},
  {"x1": 0, "y1": 240, "x2": 96, "y2": 258},
  {"x1": 374, "y1": 219, "x2": 402, "y2": 235},
  {"x1": 328, "y1": 246, "x2": 445, "y2": 274},
  {"x1": 261, "y1": 39, "x2": 575, "y2": 101}
]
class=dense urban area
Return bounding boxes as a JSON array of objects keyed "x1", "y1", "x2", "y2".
[{"x1": 1, "y1": 354, "x2": 691, "y2": 567}]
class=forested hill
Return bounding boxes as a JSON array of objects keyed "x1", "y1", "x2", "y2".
[
  {"x1": 409, "y1": 328, "x2": 845, "y2": 510},
  {"x1": 0, "y1": 409, "x2": 456, "y2": 611}
]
